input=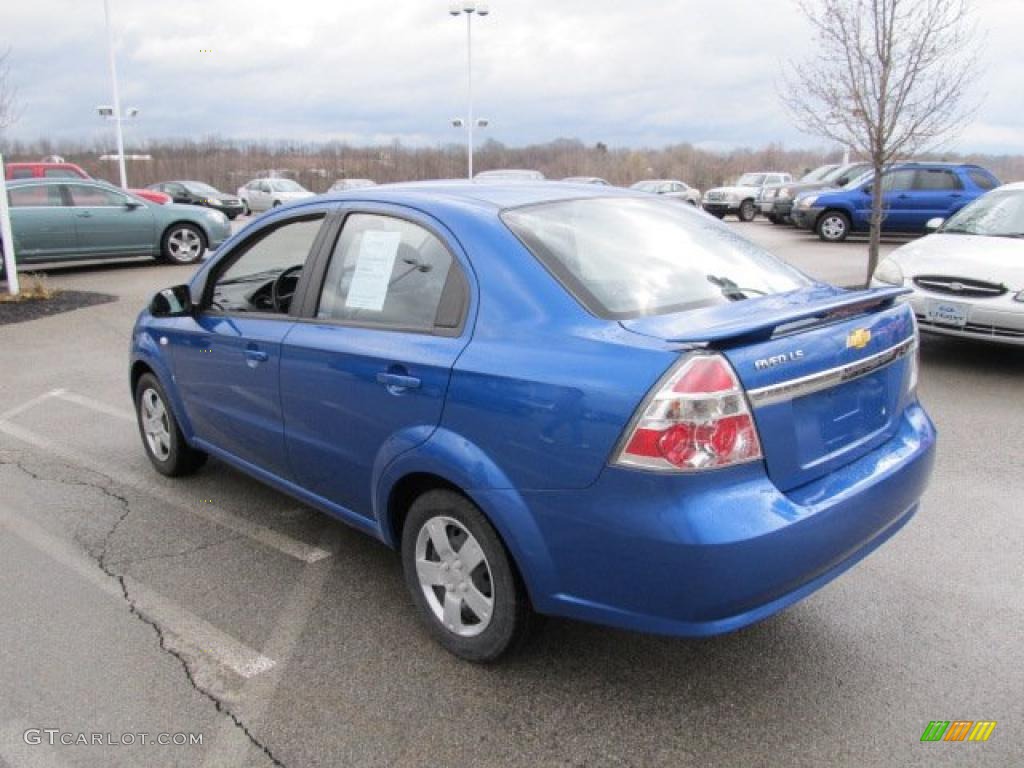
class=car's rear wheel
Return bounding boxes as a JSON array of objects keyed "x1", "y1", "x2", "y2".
[
  {"x1": 401, "y1": 489, "x2": 532, "y2": 662},
  {"x1": 242, "y1": 201, "x2": 251, "y2": 216},
  {"x1": 817, "y1": 210, "x2": 851, "y2": 242},
  {"x1": 771, "y1": 215, "x2": 788, "y2": 225},
  {"x1": 134, "y1": 373, "x2": 207, "y2": 477},
  {"x1": 272, "y1": 200, "x2": 282, "y2": 208},
  {"x1": 160, "y1": 223, "x2": 207, "y2": 264},
  {"x1": 738, "y1": 199, "x2": 756, "y2": 222}
]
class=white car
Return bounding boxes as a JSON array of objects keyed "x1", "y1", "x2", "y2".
[
  {"x1": 630, "y1": 179, "x2": 701, "y2": 206},
  {"x1": 703, "y1": 172, "x2": 792, "y2": 222},
  {"x1": 237, "y1": 178, "x2": 315, "y2": 215},
  {"x1": 871, "y1": 182, "x2": 1024, "y2": 345},
  {"x1": 328, "y1": 178, "x2": 376, "y2": 192}
]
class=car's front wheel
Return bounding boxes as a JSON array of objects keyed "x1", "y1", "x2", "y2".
[
  {"x1": 817, "y1": 210, "x2": 851, "y2": 242},
  {"x1": 159, "y1": 223, "x2": 207, "y2": 264},
  {"x1": 134, "y1": 373, "x2": 207, "y2": 477},
  {"x1": 738, "y1": 199, "x2": 757, "y2": 222},
  {"x1": 401, "y1": 489, "x2": 533, "y2": 662}
]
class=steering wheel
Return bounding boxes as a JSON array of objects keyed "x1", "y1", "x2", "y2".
[{"x1": 271, "y1": 264, "x2": 304, "y2": 313}]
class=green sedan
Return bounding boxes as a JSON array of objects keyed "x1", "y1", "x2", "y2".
[{"x1": 2, "y1": 179, "x2": 232, "y2": 268}]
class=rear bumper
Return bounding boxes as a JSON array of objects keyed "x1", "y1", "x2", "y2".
[{"x1": 515, "y1": 403, "x2": 936, "y2": 636}]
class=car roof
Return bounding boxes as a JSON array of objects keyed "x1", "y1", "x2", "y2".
[
  {"x1": 320, "y1": 179, "x2": 641, "y2": 211},
  {"x1": 6, "y1": 177, "x2": 104, "y2": 187},
  {"x1": 889, "y1": 161, "x2": 988, "y2": 170}
]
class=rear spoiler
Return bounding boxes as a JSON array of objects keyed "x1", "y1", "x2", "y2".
[{"x1": 619, "y1": 285, "x2": 911, "y2": 345}]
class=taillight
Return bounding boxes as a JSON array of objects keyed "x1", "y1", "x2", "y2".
[
  {"x1": 906, "y1": 315, "x2": 920, "y2": 394},
  {"x1": 613, "y1": 353, "x2": 763, "y2": 472}
]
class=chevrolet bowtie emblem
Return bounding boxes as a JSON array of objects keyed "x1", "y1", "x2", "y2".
[{"x1": 847, "y1": 328, "x2": 872, "y2": 349}]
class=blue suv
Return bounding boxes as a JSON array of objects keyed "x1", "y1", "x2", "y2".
[{"x1": 791, "y1": 163, "x2": 1000, "y2": 242}]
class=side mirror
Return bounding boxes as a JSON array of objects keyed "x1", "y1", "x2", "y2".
[
  {"x1": 125, "y1": 199, "x2": 144, "y2": 209},
  {"x1": 862, "y1": 185, "x2": 872, "y2": 195},
  {"x1": 150, "y1": 285, "x2": 194, "y2": 318},
  {"x1": 925, "y1": 217, "x2": 944, "y2": 233}
]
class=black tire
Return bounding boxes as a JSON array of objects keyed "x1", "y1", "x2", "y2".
[
  {"x1": 816, "y1": 210, "x2": 851, "y2": 242},
  {"x1": 401, "y1": 489, "x2": 533, "y2": 662},
  {"x1": 767, "y1": 213, "x2": 778, "y2": 224},
  {"x1": 159, "y1": 223, "x2": 207, "y2": 264},
  {"x1": 242, "y1": 201, "x2": 251, "y2": 216},
  {"x1": 134, "y1": 373, "x2": 207, "y2": 477},
  {"x1": 770, "y1": 215, "x2": 787, "y2": 225},
  {"x1": 709, "y1": 211, "x2": 725, "y2": 219},
  {"x1": 272, "y1": 200, "x2": 282, "y2": 208},
  {"x1": 738, "y1": 199, "x2": 757, "y2": 222}
]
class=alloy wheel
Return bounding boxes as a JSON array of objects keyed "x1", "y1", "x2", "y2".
[
  {"x1": 820, "y1": 214, "x2": 848, "y2": 241},
  {"x1": 140, "y1": 388, "x2": 171, "y2": 461},
  {"x1": 414, "y1": 516, "x2": 495, "y2": 637},
  {"x1": 167, "y1": 227, "x2": 203, "y2": 262}
]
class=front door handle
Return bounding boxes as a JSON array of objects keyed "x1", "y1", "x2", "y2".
[
  {"x1": 376, "y1": 372, "x2": 421, "y2": 392},
  {"x1": 75, "y1": 211, "x2": 93, "y2": 218},
  {"x1": 245, "y1": 347, "x2": 269, "y2": 365}
]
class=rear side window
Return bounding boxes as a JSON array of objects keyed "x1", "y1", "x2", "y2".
[
  {"x1": 317, "y1": 214, "x2": 456, "y2": 332},
  {"x1": 44, "y1": 168, "x2": 80, "y2": 179},
  {"x1": 914, "y1": 169, "x2": 962, "y2": 191},
  {"x1": 502, "y1": 197, "x2": 809, "y2": 320},
  {"x1": 967, "y1": 170, "x2": 998, "y2": 191},
  {"x1": 8, "y1": 185, "x2": 63, "y2": 207},
  {"x1": 9, "y1": 168, "x2": 33, "y2": 179},
  {"x1": 881, "y1": 170, "x2": 916, "y2": 192}
]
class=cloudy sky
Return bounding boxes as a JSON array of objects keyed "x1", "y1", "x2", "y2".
[{"x1": 3, "y1": 0, "x2": 1021, "y2": 152}]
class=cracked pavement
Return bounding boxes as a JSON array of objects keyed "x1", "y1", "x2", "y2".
[{"x1": 1, "y1": 224, "x2": 1022, "y2": 767}]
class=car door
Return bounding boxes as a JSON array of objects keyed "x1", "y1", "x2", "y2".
[
  {"x1": 911, "y1": 168, "x2": 965, "y2": 225},
  {"x1": 251, "y1": 181, "x2": 272, "y2": 212},
  {"x1": 280, "y1": 207, "x2": 473, "y2": 519},
  {"x1": 168, "y1": 212, "x2": 330, "y2": 477},
  {"x1": 873, "y1": 169, "x2": 918, "y2": 231},
  {"x1": 66, "y1": 182, "x2": 155, "y2": 255},
  {"x1": 6, "y1": 183, "x2": 77, "y2": 261}
]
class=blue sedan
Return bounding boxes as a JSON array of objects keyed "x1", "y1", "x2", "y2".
[{"x1": 130, "y1": 182, "x2": 936, "y2": 661}]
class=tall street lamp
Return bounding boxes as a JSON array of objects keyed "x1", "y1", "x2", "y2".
[
  {"x1": 449, "y1": 1, "x2": 489, "y2": 179},
  {"x1": 97, "y1": 105, "x2": 140, "y2": 187},
  {"x1": 103, "y1": 0, "x2": 130, "y2": 189}
]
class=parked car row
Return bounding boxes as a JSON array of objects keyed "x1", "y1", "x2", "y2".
[{"x1": 703, "y1": 172, "x2": 793, "y2": 221}]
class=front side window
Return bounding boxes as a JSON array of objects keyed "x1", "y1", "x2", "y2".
[
  {"x1": 317, "y1": 214, "x2": 456, "y2": 332},
  {"x1": 271, "y1": 180, "x2": 304, "y2": 193},
  {"x1": 9, "y1": 185, "x2": 63, "y2": 207},
  {"x1": 209, "y1": 216, "x2": 324, "y2": 314},
  {"x1": 881, "y1": 170, "x2": 916, "y2": 192},
  {"x1": 503, "y1": 197, "x2": 809, "y2": 320},
  {"x1": 68, "y1": 185, "x2": 129, "y2": 206},
  {"x1": 736, "y1": 173, "x2": 766, "y2": 187}
]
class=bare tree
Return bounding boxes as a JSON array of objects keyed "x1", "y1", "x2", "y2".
[
  {"x1": 0, "y1": 48, "x2": 19, "y2": 132},
  {"x1": 782, "y1": 0, "x2": 982, "y2": 284}
]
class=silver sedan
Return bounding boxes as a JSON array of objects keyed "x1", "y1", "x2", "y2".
[{"x1": 871, "y1": 182, "x2": 1024, "y2": 345}]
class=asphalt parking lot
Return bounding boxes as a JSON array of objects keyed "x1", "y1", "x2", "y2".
[{"x1": 0, "y1": 217, "x2": 1021, "y2": 767}]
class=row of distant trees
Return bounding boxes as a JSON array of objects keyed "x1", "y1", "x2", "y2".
[{"x1": 2, "y1": 135, "x2": 1021, "y2": 197}]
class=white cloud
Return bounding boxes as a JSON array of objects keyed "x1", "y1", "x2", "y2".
[{"x1": 2, "y1": 0, "x2": 1021, "y2": 152}]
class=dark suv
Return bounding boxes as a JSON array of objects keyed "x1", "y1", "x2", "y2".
[
  {"x1": 791, "y1": 163, "x2": 1000, "y2": 242},
  {"x1": 764, "y1": 162, "x2": 872, "y2": 225}
]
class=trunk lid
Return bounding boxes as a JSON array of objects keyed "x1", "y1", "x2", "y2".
[{"x1": 621, "y1": 286, "x2": 917, "y2": 491}]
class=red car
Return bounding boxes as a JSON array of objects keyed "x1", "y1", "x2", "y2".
[{"x1": 4, "y1": 162, "x2": 171, "y2": 205}]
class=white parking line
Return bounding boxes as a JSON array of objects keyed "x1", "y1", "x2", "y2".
[
  {"x1": 0, "y1": 419, "x2": 332, "y2": 564},
  {"x1": 52, "y1": 390, "x2": 135, "y2": 423},
  {"x1": 0, "y1": 505, "x2": 276, "y2": 680},
  {"x1": 0, "y1": 388, "x2": 66, "y2": 422}
]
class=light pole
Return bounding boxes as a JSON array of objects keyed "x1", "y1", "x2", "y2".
[
  {"x1": 449, "y1": 1, "x2": 489, "y2": 179},
  {"x1": 97, "y1": 105, "x2": 140, "y2": 188},
  {"x1": 103, "y1": 0, "x2": 130, "y2": 189}
]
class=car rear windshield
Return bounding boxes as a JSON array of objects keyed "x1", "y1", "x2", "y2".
[{"x1": 502, "y1": 197, "x2": 810, "y2": 320}]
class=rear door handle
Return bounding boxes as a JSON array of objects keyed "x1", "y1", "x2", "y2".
[
  {"x1": 75, "y1": 211, "x2": 93, "y2": 218},
  {"x1": 376, "y1": 372, "x2": 421, "y2": 391}
]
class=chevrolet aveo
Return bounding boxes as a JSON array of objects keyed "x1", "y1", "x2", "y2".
[{"x1": 130, "y1": 182, "x2": 936, "y2": 661}]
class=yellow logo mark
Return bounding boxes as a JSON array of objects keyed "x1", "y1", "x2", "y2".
[{"x1": 847, "y1": 328, "x2": 872, "y2": 349}]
